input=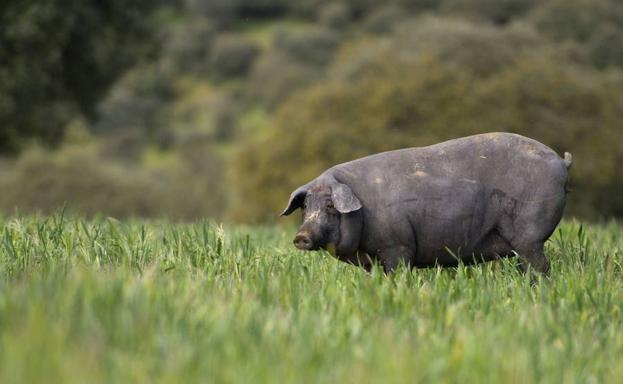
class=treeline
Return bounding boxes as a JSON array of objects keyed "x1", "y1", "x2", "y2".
[{"x1": 1, "y1": 0, "x2": 622, "y2": 221}]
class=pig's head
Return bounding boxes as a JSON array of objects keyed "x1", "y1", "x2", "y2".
[{"x1": 281, "y1": 179, "x2": 363, "y2": 256}]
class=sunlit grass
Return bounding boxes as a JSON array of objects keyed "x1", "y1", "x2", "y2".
[{"x1": 0, "y1": 214, "x2": 621, "y2": 383}]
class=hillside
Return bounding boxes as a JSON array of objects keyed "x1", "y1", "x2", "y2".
[{"x1": 2, "y1": 0, "x2": 623, "y2": 221}]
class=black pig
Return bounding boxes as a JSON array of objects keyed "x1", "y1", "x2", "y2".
[{"x1": 281, "y1": 133, "x2": 572, "y2": 273}]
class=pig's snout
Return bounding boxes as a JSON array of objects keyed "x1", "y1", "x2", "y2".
[{"x1": 293, "y1": 232, "x2": 313, "y2": 250}]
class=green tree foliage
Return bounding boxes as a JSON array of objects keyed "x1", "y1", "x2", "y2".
[
  {"x1": 209, "y1": 34, "x2": 260, "y2": 79},
  {"x1": 161, "y1": 17, "x2": 216, "y2": 74},
  {"x1": 248, "y1": 51, "x2": 321, "y2": 110},
  {"x1": 0, "y1": 0, "x2": 157, "y2": 155},
  {"x1": 531, "y1": 0, "x2": 623, "y2": 68},
  {"x1": 328, "y1": 18, "x2": 545, "y2": 84},
  {"x1": 317, "y1": 2, "x2": 353, "y2": 30},
  {"x1": 246, "y1": 26, "x2": 339, "y2": 109},
  {"x1": 441, "y1": 0, "x2": 540, "y2": 24},
  {"x1": 183, "y1": 0, "x2": 324, "y2": 23},
  {"x1": 183, "y1": 0, "x2": 237, "y2": 28},
  {"x1": 273, "y1": 27, "x2": 340, "y2": 67},
  {"x1": 587, "y1": 24, "x2": 623, "y2": 69},
  {"x1": 389, "y1": 18, "x2": 543, "y2": 76},
  {"x1": 362, "y1": 4, "x2": 409, "y2": 34},
  {"x1": 93, "y1": 65, "x2": 176, "y2": 159},
  {"x1": 531, "y1": 0, "x2": 623, "y2": 43}
]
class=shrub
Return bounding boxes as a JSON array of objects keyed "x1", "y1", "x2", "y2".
[
  {"x1": 530, "y1": 0, "x2": 623, "y2": 69},
  {"x1": 161, "y1": 18, "x2": 216, "y2": 73},
  {"x1": 441, "y1": 0, "x2": 540, "y2": 24},
  {"x1": 0, "y1": 145, "x2": 225, "y2": 220},
  {"x1": 234, "y1": 0, "x2": 290, "y2": 18},
  {"x1": 183, "y1": 0, "x2": 236, "y2": 28},
  {"x1": 587, "y1": 25, "x2": 623, "y2": 69},
  {"x1": 332, "y1": 18, "x2": 544, "y2": 80},
  {"x1": 212, "y1": 92, "x2": 242, "y2": 142},
  {"x1": 530, "y1": 0, "x2": 623, "y2": 43},
  {"x1": 165, "y1": 80, "x2": 241, "y2": 145},
  {"x1": 391, "y1": 17, "x2": 544, "y2": 76},
  {"x1": 274, "y1": 27, "x2": 340, "y2": 67},
  {"x1": 318, "y1": 2, "x2": 353, "y2": 30},
  {"x1": 0, "y1": 147, "x2": 157, "y2": 217},
  {"x1": 94, "y1": 64, "x2": 175, "y2": 159},
  {"x1": 362, "y1": 4, "x2": 409, "y2": 34},
  {"x1": 209, "y1": 34, "x2": 260, "y2": 79},
  {"x1": 248, "y1": 51, "x2": 321, "y2": 110}
]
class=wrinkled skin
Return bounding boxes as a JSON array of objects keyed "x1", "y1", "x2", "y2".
[{"x1": 282, "y1": 133, "x2": 572, "y2": 274}]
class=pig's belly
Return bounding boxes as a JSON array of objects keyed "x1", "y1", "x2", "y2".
[
  {"x1": 413, "y1": 229, "x2": 514, "y2": 267},
  {"x1": 408, "y1": 190, "x2": 505, "y2": 267}
]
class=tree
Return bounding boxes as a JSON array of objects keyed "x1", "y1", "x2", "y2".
[
  {"x1": 0, "y1": 0, "x2": 158, "y2": 154},
  {"x1": 441, "y1": 0, "x2": 540, "y2": 24}
]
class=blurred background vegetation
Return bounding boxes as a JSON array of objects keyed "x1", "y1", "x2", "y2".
[{"x1": 1, "y1": 0, "x2": 622, "y2": 222}]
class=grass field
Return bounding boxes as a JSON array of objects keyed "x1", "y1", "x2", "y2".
[{"x1": 0, "y1": 214, "x2": 621, "y2": 383}]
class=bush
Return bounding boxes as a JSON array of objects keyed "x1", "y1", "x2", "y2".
[
  {"x1": 274, "y1": 27, "x2": 340, "y2": 67},
  {"x1": 183, "y1": 0, "x2": 237, "y2": 28},
  {"x1": 531, "y1": 0, "x2": 623, "y2": 43},
  {"x1": 94, "y1": 64, "x2": 175, "y2": 159},
  {"x1": 209, "y1": 34, "x2": 260, "y2": 78},
  {"x1": 362, "y1": 4, "x2": 409, "y2": 34},
  {"x1": 586, "y1": 25, "x2": 623, "y2": 69},
  {"x1": 332, "y1": 18, "x2": 544, "y2": 80},
  {"x1": 234, "y1": 0, "x2": 290, "y2": 18},
  {"x1": 317, "y1": 2, "x2": 353, "y2": 29},
  {"x1": 0, "y1": 145, "x2": 225, "y2": 220},
  {"x1": 161, "y1": 18, "x2": 216, "y2": 73},
  {"x1": 211, "y1": 92, "x2": 242, "y2": 142},
  {"x1": 441, "y1": 0, "x2": 540, "y2": 24},
  {"x1": 232, "y1": 54, "x2": 623, "y2": 221},
  {"x1": 248, "y1": 51, "x2": 321, "y2": 110},
  {"x1": 165, "y1": 79, "x2": 242, "y2": 145},
  {"x1": 391, "y1": 17, "x2": 544, "y2": 76}
]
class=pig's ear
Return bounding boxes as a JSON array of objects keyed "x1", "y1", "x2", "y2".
[
  {"x1": 280, "y1": 185, "x2": 308, "y2": 216},
  {"x1": 331, "y1": 183, "x2": 362, "y2": 214}
]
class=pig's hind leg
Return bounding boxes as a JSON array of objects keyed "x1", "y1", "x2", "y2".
[
  {"x1": 470, "y1": 229, "x2": 514, "y2": 264},
  {"x1": 497, "y1": 202, "x2": 561, "y2": 275}
]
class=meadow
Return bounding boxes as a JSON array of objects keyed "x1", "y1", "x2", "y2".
[{"x1": 0, "y1": 214, "x2": 621, "y2": 383}]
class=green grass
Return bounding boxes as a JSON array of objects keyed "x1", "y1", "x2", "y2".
[{"x1": 0, "y1": 214, "x2": 622, "y2": 383}]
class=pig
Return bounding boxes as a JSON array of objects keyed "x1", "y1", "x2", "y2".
[{"x1": 281, "y1": 132, "x2": 572, "y2": 274}]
